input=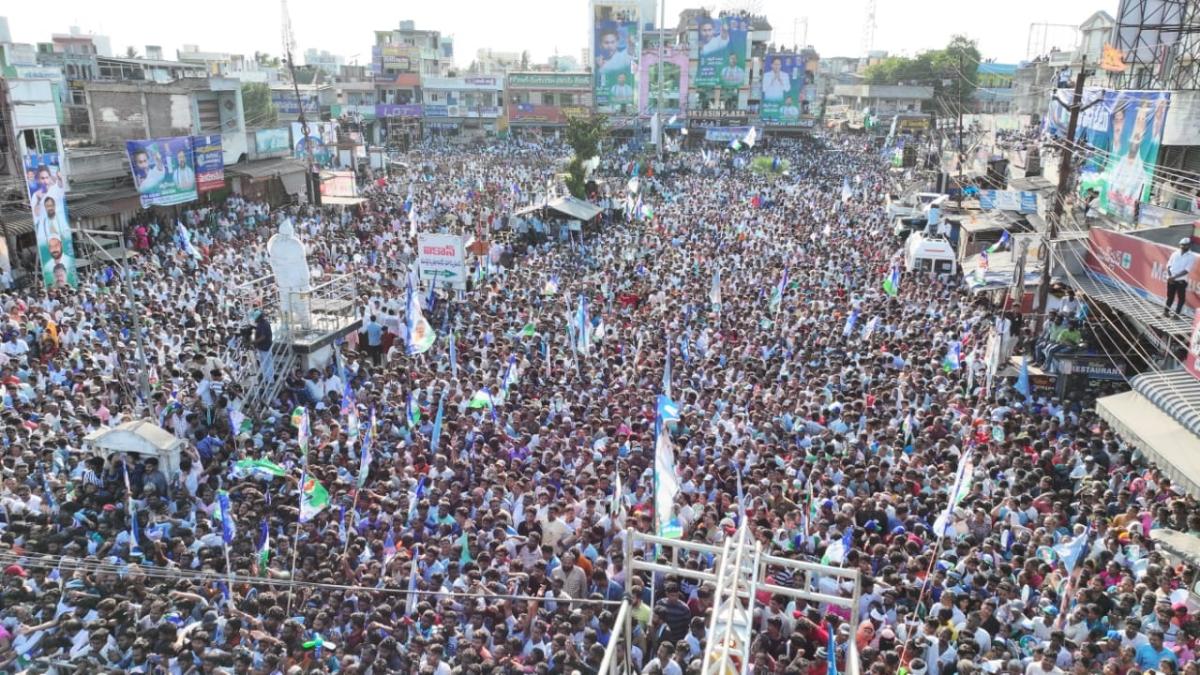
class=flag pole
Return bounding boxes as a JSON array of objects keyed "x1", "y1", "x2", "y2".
[{"x1": 285, "y1": 428, "x2": 309, "y2": 616}]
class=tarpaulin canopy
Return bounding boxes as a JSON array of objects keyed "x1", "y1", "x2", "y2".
[
  {"x1": 515, "y1": 196, "x2": 602, "y2": 221},
  {"x1": 1152, "y1": 529, "x2": 1200, "y2": 568},
  {"x1": 82, "y1": 420, "x2": 186, "y2": 477}
]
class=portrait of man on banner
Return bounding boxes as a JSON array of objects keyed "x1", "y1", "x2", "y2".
[{"x1": 23, "y1": 152, "x2": 77, "y2": 288}]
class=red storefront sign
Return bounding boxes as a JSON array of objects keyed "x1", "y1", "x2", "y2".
[{"x1": 1085, "y1": 228, "x2": 1200, "y2": 312}]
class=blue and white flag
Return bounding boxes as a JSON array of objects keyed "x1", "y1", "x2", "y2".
[
  {"x1": 843, "y1": 309, "x2": 859, "y2": 337},
  {"x1": 449, "y1": 331, "x2": 458, "y2": 378},
  {"x1": 657, "y1": 394, "x2": 681, "y2": 425},
  {"x1": 430, "y1": 394, "x2": 445, "y2": 455},
  {"x1": 662, "y1": 337, "x2": 672, "y2": 397},
  {"x1": 575, "y1": 295, "x2": 591, "y2": 355},
  {"x1": 1015, "y1": 358, "x2": 1032, "y2": 402},
  {"x1": 502, "y1": 354, "x2": 519, "y2": 394},
  {"x1": 356, "y1": 409, "x2": 374, "y2": 488},
  {"x1": 217, "y1": 490, "x2": 236, "y2": 545},
  {"x1": 841, "y1": 176, "x2": 853, "y2": 203},
  {"x1": 175, "y1": 221, "x2": 201, "y2": 259},
  {"x1": 709, "y1": 268, "x2": 722, "y2": 307},
  {"x1": 1053, "y1": 526, "x2": 1091, "y2": 574}
]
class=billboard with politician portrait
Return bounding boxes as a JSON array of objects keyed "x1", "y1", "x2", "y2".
[
  {"x1": 695, "y1": 15, "x2": 749, "y2": 89},
  {"x1": 24, "y1": 151, "x2": 77, "y2": 288},
  {"x1": 126, "y1": 136, "x2": 199, "y2": 208},
  {"x1": 593, "y1": 6, "x2": 640, "y2": 109},
  {"x1": 1045, "y1": 88, "x2": 1170, "y2": 223},
  {"x1": 291, "y1": 121, "x2": 337, "y2": 167},
  {"x1": 761, "y1": 53, "x2": 805, "y2": 124}
]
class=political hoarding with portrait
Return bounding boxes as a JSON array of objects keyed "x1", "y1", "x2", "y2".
[
  {"x1": 24, "y1": 152, "x2": 77, "y2": 288},
  {"x1": 126, "y1": 136, "x2": 200, "y2": 208},
  {"x1": 1046, "y1": 89, "x2": 1170, "y2": 223},
  {"x1": 761, "y1": 53, "x2": 805, "y2": 124},
  {"x1": 695, "y1": 15, "x2": 749, "y2": 89},
  {"x1": 594, "y1": 7, "x2": 640, "y2": 109}
]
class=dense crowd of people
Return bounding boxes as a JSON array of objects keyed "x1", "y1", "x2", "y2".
[{"x1": 0, "y1": 132, "x2": 1197, "y2": 675}]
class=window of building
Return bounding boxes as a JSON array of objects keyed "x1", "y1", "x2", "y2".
[
  {"x1": 558, "y1": 93, "x2": 574, "y2": 106},
  {"x1": 541, "y1": 92, "x2": 555, "y2": 106}
]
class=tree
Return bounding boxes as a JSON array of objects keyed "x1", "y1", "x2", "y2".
[
  {"x1": 860, "y1": 36, "x2": 980, "y2": 116},
  {"x1": 125, "y1": 46, "x2": 140, "y2": 59},
  {"x1": 520, "y1": 50, "x2": 530, "y2": 70},
  {"x1": 241, "y1": 82, "x2": 278, "y2": 129},
  {"x1": 255, "y1": 52, "x2": 282, "y2": 68},
  {"x1": 563, "y1": 114, "x2": 608, "y2": 198}
]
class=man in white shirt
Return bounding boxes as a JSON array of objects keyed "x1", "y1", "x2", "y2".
[{"x1": 1165, "y1": 237, "x2": 1195, "y2": 317}]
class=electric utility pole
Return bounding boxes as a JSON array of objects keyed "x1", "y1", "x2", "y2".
[
  {"x1": 1037, "y1": 56, "x2": 1096, "y2": 332},
  {"x1": 282, "y1": 0, "x2": 318, "y2": 205},
  {"x1": 957, "y1": 51, "x2": 964, "y2": 207}
]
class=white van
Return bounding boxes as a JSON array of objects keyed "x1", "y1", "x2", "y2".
[{"x1": 904, "y1": 232, "x2": 957, "y2": 276}]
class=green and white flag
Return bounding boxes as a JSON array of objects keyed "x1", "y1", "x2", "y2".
[
  {"x1": 467, "y1": 389, "x2": 494, "y2": 409},
  {"x1": 231, "y1": 458, "x2": 288, "y2": 481},
  {"x1": 300, "y1": 475, "x2": 330, "y2": 522}
]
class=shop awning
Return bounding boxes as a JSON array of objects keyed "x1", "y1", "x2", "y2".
[
  {"x1": 229, "y1": 158, "x2": 308, "y2": 180},
  {"x1": 321, "y1": 196, "x2": 366, "y2": 206},
  {"x1": 1096, "y1": 389, "x2": 1200, "y2": 499},
  {"x1": 1073, "y1": 275, "x2": 1192, "y2": 338}
]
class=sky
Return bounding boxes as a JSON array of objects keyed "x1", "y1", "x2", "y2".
[{"x1": 3, "y1": 0, "x2": 1114, "y2": 68}]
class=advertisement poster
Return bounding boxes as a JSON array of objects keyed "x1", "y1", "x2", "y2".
[
  {"x1": 319, "y1": 170, "x2": 357, "y2": 198},
  {"x1": 639, "y1": 48, "x2": 690, "y2": 116},
  {"x1": 1046, "y1": 89, "x2": 1170, "y2": 223},
  {"x1": 255, "y1": 128, "x2": 291, "y2": 154},
  {"x1": 290, "y1": 121, "x2": 336, "y2": 167},
  {"x1": 761, "y1": 53, "x2": 804, "y2": 124},
  {"x1": 23, "y1": 152, "x2": 77, "y2": 288},
  {"x1": 695, "y1": 15, "x2": 749, "y2": 89},
  {"x1": 593, "y1": 6, "x2": 640, "y2": 109},
  {"x1": 417, "y1": 233, "x2": 467, "y2": 290},
  {"x1": 191, "y1": 134, "x2": 225, "y2": 194},
  {"x1": 126, "y1": 136, "x2": 199, "y2": 208}
]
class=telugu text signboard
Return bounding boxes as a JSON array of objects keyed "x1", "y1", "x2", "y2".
[
  {"x1": 191, "y1": 134, "x2": 225, "y2": 193},
  {"x1": 417, "y1": 233, "x2": 468, "y2": 290}
]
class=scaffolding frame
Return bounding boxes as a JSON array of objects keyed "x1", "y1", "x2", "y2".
[{"x1": 595, "y1": 526, "x2": 862, "y2": 675}]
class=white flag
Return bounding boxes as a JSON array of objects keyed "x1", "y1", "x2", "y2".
[{"x1": 654, "y1": 426, "x2": 681, "y2": 538}]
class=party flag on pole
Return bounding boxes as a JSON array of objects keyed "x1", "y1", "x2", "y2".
[
  {"x1": 256, "y1": 519, "x2": 270, "y2": 576},
  {"x1": 406, "y1": 277, "x2": 437, "y2": 355},
  {"x1": 300, "y1": 475, "x2": 330, "y2": 522},
  {"x1": 882, "y1": 267, "x2": 900, "y2": 297}
]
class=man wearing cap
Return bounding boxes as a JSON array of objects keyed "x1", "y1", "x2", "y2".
[{"x1": 1165, "y1": 237, "x2": 1196, "y2": 317}]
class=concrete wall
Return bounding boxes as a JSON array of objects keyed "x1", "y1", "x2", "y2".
[{"x1": 87, "y1": 84, "x2": 195, "y2": 145}]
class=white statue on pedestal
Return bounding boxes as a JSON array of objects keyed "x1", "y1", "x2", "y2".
[{"x1": 267, "y1": 218, "x2": 313, "y2": 333}]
